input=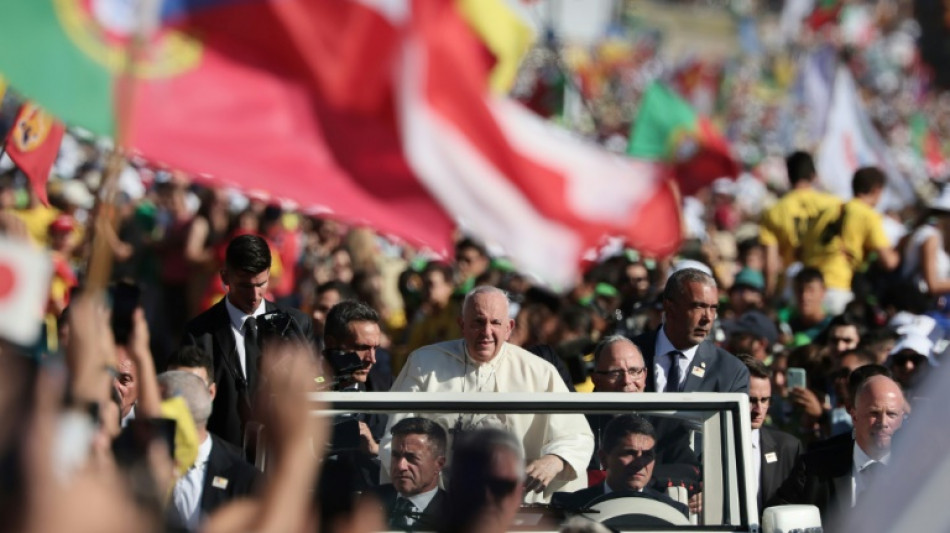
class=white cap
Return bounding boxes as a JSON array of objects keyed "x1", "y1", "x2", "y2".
[{"x1": 889, "y1": 334, "x2": 939, "y2": 366}]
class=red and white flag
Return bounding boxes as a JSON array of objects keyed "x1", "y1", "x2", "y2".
[
  {"x1": 332, "y1": 0, "x2": 682, "y2": 286},
  {"x1": 0, "y1": 236, "x2": 51, "y2": 346}
]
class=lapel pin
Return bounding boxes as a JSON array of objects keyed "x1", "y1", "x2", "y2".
[
  {"x1": 212, "y1": 476, "x2": 230, "y2": 489},
  {"x1": 691, "y1": 366, "x2": 706, "y2": 378},
  {"x1": 765, "y1": 452, "x2": 778, "y2": 463}
]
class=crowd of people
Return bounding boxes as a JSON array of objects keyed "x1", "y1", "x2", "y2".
[{"x1": 0, "y1": 1, "x2": 947, "y2": 531}]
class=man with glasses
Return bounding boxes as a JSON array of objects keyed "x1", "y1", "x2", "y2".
[
  {"x1": 737, "y1": 355, "x2": 801, "y2": 515},
  {"x1": 631, "y1": 268, "x2": 749, "y2": 393},
  {"x1": 552, "y1": 415, "x2": 689, "y2": 517}
]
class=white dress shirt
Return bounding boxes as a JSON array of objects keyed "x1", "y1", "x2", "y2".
[
  {"x1": 402, "y1": 486, "x2": 439, "y2": 525},
  {"x1": 224, "y1": 297, "x2": 267, "y2": 377},
  {"x1": 653, "y1": 326, "x2": 701, "y2": 392},
  {"x1": 168, "y1": 435, "x2": 214, "y2": 531},
  {"x1": 852, "y1": 442, "x2": 889, "y2": 506}
]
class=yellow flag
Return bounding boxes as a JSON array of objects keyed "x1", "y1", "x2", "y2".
[
  {"x1": 457, "y1": 0, "x2": 534, "y2": 94},
  {"x1": 160, "y1": 396, "x2": 201, "y2": 478}
]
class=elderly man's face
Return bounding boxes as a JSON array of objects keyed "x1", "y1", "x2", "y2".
[
  {"x1": 851, "y1": 376, "x2": 905, "y2": 460},
  {"x1": 601, "y1": 433, "x2": 656, "y2": 492},
  {"x1": 592, "y1": 342, "x2": 647, "y2": 393},
  {"x1": 114, "y1": 347, "x2": 138, "y2": 418},
  {"x1": 390, "y1": 433, "x2": 445, "y2": 497},
  {"x1": 663, "y1": 281, "x2": 718, "y2": 349},
  {"x1": 460, "y1": 291, "x2": 513, "y2": 363}
]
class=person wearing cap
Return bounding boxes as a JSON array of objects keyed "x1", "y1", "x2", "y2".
[
  {"x1": 887, "y1": 335, "x2": 937, "y2": 393},
  {"x1": 725, "y1": 310, "x2": 779, "y2": 363},
  {"x1": 900, "y1": 184, "x2": 950, "y2": 297},
  {"x1": 799, "y1": 166, "x2": 898, "y2": 314},
  {"x1": 728, "y1": 268, "x2": 766, "y2": 317}
]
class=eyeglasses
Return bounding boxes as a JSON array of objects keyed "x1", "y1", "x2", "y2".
[{"x1": 595, "y1": 367, "x2": 646, "y2": 380}]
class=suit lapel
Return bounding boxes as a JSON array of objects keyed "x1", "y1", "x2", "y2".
[
  {"x1": 682, "y1": 343, "x2": 712, "y2": 392},
  {"x1": 641, "y1": 329, "x2": 659, "y2": 392},
  {"x1": 759, "y1": 428, "x2": 778, "y2": 500},
  {"x1": 211, "y1": 300, "x2": 241, "y2": 380},
  {"x1": 200, "y1": 438, "x2": 228, "y2": 512}
]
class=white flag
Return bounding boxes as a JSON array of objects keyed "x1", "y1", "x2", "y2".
[
  {"x1": 0, "y1": 237, "x2": 51, "y2": 346},
  {"x1": 817, "y1": 67, "x2": 915, "y2": 210}
]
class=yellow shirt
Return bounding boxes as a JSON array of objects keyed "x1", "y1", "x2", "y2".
[
  {"x1": 15, "y1": 205, "x2": 60, "y2": 247},
  {"x1": 801, "y1": 199, "x2": 890, "y2": 290},
  {"x1": 759, "y1": 188, "x2": 843, "y2": 265}
]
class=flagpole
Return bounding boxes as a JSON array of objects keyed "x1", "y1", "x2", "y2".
[{"x1": 83, "y1": 9, "x2": 148, "y2": 293}]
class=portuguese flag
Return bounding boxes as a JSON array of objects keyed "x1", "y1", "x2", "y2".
[
  {"x1": 0, "y1": 0, "x2": 456, "y2": 254},
  {"x1": 627, "y1": 82, "x2": 738, "y2": 197}
]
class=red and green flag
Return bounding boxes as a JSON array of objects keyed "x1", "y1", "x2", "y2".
[
  {"x1": 4, "y1": 102, "x2": 64, "y2": 206},
  {"x1": 909, "y1": 112, "x2": 947, "y2": 178},
  {"x1": 627, "y1": 81, "x2": 738, "y2": 197}
]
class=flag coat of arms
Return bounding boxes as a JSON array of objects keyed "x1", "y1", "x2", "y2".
[{"x1": 0, "y1": 0, "x2": 683, "y2": 286}]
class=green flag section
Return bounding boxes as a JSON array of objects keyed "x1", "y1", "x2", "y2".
[
  {"x1": 0, "y1": 1, "x2": 115, "y2": 136},
  {"x1": 627, "y1": 82, "x2": 737, "y2": 196}
]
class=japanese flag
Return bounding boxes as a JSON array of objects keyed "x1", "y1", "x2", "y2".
[{"x1": 0, "y1": 237, "x2": 51, "y2": 346}]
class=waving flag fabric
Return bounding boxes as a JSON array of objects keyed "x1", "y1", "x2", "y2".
[
  {"x1": 628, "y1": 82, "x2": 738, "y2": 197},
  {"x1": 0, "y1": 0, "x2": 682, "y2": 286},
  {"x1": 4, "y1": 102, "x2": 65, "y2": 206}
]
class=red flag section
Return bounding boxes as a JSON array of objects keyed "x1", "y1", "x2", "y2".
[{"x1": 4, "y1": 102, "x2": 64, "y2": 206}]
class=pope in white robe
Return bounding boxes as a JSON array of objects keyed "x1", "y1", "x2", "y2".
[{"x1": 380, "y1": 287, "x2": 594, "y2": 504}]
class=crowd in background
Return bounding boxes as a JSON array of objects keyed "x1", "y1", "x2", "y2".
[{"x1": 0, "y1": 0, "x2": 948, "y2": 531}]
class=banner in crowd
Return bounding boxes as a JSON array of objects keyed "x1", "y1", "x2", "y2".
[
  {"x1": 627, "y1": 81, "x2": 738, "y2": 197},
  {"x1": 816, "y1": 66, "x2": 915, "y2": 210},
  {"x1": 0, "y1": 236, "x2": 52, "y2": 346},
  {"x1": 0, "y1": 0, "x2": 683, "y2": 286},
  {"x1": 4, "y1": 102, "x2": 64, "y2": 206}
]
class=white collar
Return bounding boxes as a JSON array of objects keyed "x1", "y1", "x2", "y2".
[
  {"x1": 751, "y1": 428, "x2": 760, "y2": 449},
  {"x1": 224, "y1": 296, "x2": 267, "y2": 331},
  {"x1": 656, "y1": 326, "x2": 701, "y2": 362},
  {"x1": 853, "y1": 440, "x2": 889, "y2": 472},
  {"x1": 405, "y1": 485, "x2": 439, "y2": 512},
  {"x1": 194, "y1": 434, "x2": 213, "y2": 470}
]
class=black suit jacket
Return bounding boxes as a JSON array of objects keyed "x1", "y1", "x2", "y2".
[
  {"x1": 375, "y1": 484, "x2": 446, "y2": 531},
  {"x1": 769, "y1": 432, "x2": 853, "y2": 524},
  {"x1": 551, "y1": 482, "x2": 689, "y2": 517},
  {"x1": 181, "y1": 298, "x2": 315, "y2": 448},
  {"x1": 631, "y1": 327, "x2": 749, "y2": 393},
  {"x1": 758, "y1": 426, "x2": 802, "y2": 510},
  {"x1": 200, "y1": 435, "x2": 260, "y2": 514}
]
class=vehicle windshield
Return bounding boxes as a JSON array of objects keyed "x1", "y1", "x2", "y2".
[{"x1": 307, "y1": 392, "x2": 755, "y2": 532}]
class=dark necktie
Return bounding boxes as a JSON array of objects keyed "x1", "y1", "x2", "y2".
[
  {"x1": 390, "y1": 497, "x2": 416, "y2": 530},
  {"x1": 244, "y1": 317, "x2": 260, "y2": 391},
  {"x1": 665, "y1": 351, "x2": 682, "y2": 392}
]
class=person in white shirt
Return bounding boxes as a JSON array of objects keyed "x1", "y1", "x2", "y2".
[
  {"x1": 159, "y1": 371, "x2": 259, "y2": 532},
  {"x1": 382, "y1": 286, "x2": 593, "y2": 503}
]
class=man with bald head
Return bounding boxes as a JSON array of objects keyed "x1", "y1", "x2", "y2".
[
  {"x1": 383, "y1": 286, "x2": 594, "y2": 503},
  {"x1": 771, "y1": 374, "x2": 906, "y2": 524}
]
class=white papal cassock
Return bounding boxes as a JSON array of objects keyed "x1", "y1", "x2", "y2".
[{"x1": 379, "y1": 340, "x2": 594, "y2": 503}]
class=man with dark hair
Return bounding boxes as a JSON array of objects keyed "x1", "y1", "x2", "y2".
[
  {"x1": 551, "y1": 415, "x2": 689, "y2": 517},
  {"x1": 181, "y1": 234, "x2": 314, "y2": 450},
  {"x1": 800, "y1": 166, "x2": 898, "y2": 314},
  {"x1": 759, "y1": 151, "x2": 842, "y2": 296},
  {"x1": 323, "y1": 300, "x2": 393, "y2": 490},
  {"x1": 377, "y1": 417, "x2": 448, "y2": 531},
  {"x1": 737, "y1": 354, "x2": 802, "y2": 514},
  {"x1": 821, "y1": 314, "x2": 864, "y2": 358},
  {"x1": 455, "y1": 237, "x2": 490, "y2": 291},
  {"x1": 167, "y1": 345, "x2": 217, "y2": 401},
  {"x1": 631, "y1": 268, "x2": 748, "y2": 393},
  {"x1": 725, "y1": 310, "x2": 779, "y2": 363},
  {"x1": 311, "y1": 280, "x2": 356, "y2": 350},
  {"x1": 782, "y1": 267, "x2": 832, "y2": 344},
  {"x1": 404, "y1": 261, "x2": 461, "y2": 354}
]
